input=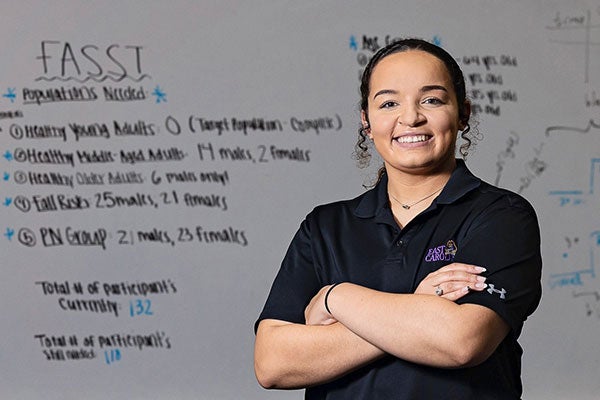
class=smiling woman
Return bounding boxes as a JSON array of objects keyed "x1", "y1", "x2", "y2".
[
  {"x1": 363, "y1": 50, "x2": 464, "y2": 202},
  {"x1": 356, "y1": 40, "x2": 472, "y2": 178},
  {"x1": 354, "y1": 40, "x2": 476, "y2": 229},
  {"x1": 255, "y1": 38, "x2": 542, "y2": 399}
]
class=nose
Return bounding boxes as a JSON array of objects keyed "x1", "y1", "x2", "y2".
[{"x1": 397, "y1": 104, "x2": 425, "y2": 127}]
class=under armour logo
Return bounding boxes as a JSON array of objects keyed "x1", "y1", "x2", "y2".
[{"x1": 487, "y1": 284, "x2": 506, "y2": 299}]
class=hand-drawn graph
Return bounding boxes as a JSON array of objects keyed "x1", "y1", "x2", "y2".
[
  {"x1": 548, "y1": 157, "x2": 599, "y2": 289},
  {"x1": 573, "y1": 289, "x2": 600, "y2": 319},
  {"x1": 546, "y1": 9, "x2": 600, "y2": 83},
  {"x1": 548, "y1": 158, "x2": 600, "y2": 206},
  {"x1": 549, "y1": 231, "x2": 599, "y2": 289}
]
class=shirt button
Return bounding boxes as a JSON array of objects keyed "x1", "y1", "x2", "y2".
[{"x1": 396, "y1": 240, "x2": 403, "y2": 247}]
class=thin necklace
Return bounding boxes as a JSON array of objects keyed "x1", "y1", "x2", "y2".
[{"x1": 389, "y1": 187, "x2": 443, "y2": 210}]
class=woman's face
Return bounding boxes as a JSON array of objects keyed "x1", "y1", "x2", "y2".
[{"x1": 363, "y1": 50, "x2": 466, "y2": 176}]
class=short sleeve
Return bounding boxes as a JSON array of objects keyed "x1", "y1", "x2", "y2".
[
  {"x1": 454, "y1": 195, "x2": 542, "y2": 338},
  {"x1": 254, "y1": 214, "x2": 323, "y2": 332}
]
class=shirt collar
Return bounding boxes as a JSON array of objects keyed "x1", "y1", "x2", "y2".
[{"x1": 354, "y1": 159, "x2": 481, "y2": 219}]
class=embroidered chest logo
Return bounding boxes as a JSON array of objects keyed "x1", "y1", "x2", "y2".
[
  {"x1": 487, "y1": 283, "x2": 507, "y2": 299},
  {"x1": 425, "y1": 240, "x2": 458, "y2": 262}
]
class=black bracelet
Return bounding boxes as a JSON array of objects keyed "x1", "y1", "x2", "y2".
[{"x1": 324, "y1": 283, "x2": 341, "y2": 315}]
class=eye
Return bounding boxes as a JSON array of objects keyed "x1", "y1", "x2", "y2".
[
  {"x1": 379, "y1": 101, "x2": 398, "y2": 109},
  {"x1": 422, "y1": 97, "x2": 444, "y2": 105}
]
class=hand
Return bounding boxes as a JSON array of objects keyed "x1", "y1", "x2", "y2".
[
  {"x1": 414, "y1": 263, "x2": 487, "y2": 301},
  {"x1": 304, "y1": 285, "x2": 339, "y2": 326}
]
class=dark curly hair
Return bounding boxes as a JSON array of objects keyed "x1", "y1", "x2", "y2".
[{"x1": 354, "y1": 38, "x2": 476, "y2": 181}]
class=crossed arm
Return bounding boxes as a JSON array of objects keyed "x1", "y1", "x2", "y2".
[{"x1": 254, "y1": 263, "x2": 510, "y2": 389}]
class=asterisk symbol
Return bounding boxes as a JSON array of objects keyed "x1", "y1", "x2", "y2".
[
  {"x1": 2, "y1": 88, "x2": 16, "y2": 103},
  {"x1": 349, "y1": 35, "x2": 358, "y2": 51},
  {"x1": 4, "y1": 228, "x2": 14, "y2": 241},
  {"x1": 3, "y1": 172, "x2": 9, "y2": 181},
  {"x1": 3, "y1": 151, "x2": 13, "y2": 161},
  {"x1": 3, "y1": 197, "x2": 11, "y2": 206},
  {"x1": 152, "y1": 86, "x2": 167, "y2": 103}
]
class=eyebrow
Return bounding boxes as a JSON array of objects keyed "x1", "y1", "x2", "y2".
[{"x1": 373, "y1": 85, "x2": 449, "y2": 99}]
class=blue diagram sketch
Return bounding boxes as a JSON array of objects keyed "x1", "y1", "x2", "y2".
[
  {"x1": 550, "y1": 231, "x2": 599, "y2": 289},
  {"x1": 548, "y1": 158, "x2": 600, "y2": 206}
]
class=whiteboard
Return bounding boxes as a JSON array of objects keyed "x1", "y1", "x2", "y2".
[{"x1": 0, "y1": 1, "x2": 598, "y2": 399}]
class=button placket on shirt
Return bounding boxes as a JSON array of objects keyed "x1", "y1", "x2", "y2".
[{"x1": 392, "y1": 229, "x2": 406, "y2": 251}]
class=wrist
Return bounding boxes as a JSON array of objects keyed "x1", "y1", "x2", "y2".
[{"x1": 324, "y1": 282, "x2": 343, "y2": 315}]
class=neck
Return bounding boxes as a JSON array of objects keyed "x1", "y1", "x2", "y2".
[{"x1": 387, "y1": 162, "x2": 456, "y2": 209}]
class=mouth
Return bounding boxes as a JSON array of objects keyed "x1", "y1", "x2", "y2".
[{"x1": 393, "y1": 134, "x2": 432, "y2": 144}]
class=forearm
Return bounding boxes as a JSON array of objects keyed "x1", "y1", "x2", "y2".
[
  {"x1": 326, "y1": 283, "x2": 508, "y2": 368},
  {"x1": 254, "y1": 319, "x2": 385, "y2": 389}
]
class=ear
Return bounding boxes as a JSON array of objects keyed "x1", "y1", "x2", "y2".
[
  {"x1": 459, "y1": 100, "x2": 471, "y2": 131},
  {"x1": 360, "y1": 110, "x2": 372, "y2": 138}
]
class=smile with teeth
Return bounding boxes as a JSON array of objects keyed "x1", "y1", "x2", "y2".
[{"x1": 395, "y1": 135, "x2": 430, "y2": 143}]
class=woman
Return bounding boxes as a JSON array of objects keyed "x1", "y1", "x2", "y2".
[{"x1": 255, "y1": 38, "x2": 541, "y2": 399}]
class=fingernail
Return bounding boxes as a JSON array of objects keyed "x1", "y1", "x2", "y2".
[
  {"x1": 475, "y1": 266, "x2": 487, "y2": 272},
  {"x1": 476, "y1": 276, "x2": 487, "y2": 282},
  {"x1": 475, "y1": 282, "x2": 487, "y2": 289}
]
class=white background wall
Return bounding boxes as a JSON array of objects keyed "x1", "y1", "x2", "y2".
[{"x1": 0, "y1": 1, "x2": 598, "y2": 398}]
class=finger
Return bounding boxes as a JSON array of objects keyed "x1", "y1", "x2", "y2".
[
  {"x1": 438, "y1": 281, "x2": 487, "y2": 296},
  {"x1": 434, "y1": 282, "x2": 464, "y2": 297},
  {"x1": 442, "y1": 285, "x2": 472, "y2": 301},
  {"x1": 429, "y1": 271, "x2": 487, "y2": 287},
  {"x1": 432, "y1": 263, "x2": 486, "y2": 275},
  {"x1": 433, "y1": 280, "x2": 488, "y2": 297},
  {"x1": 467, "y1": 281, "x2": 488, "y2": 291}
]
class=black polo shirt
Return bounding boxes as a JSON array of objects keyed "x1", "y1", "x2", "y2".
[{"x1": 257, "y1": 160, "x2": 542, "y2": 399}]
